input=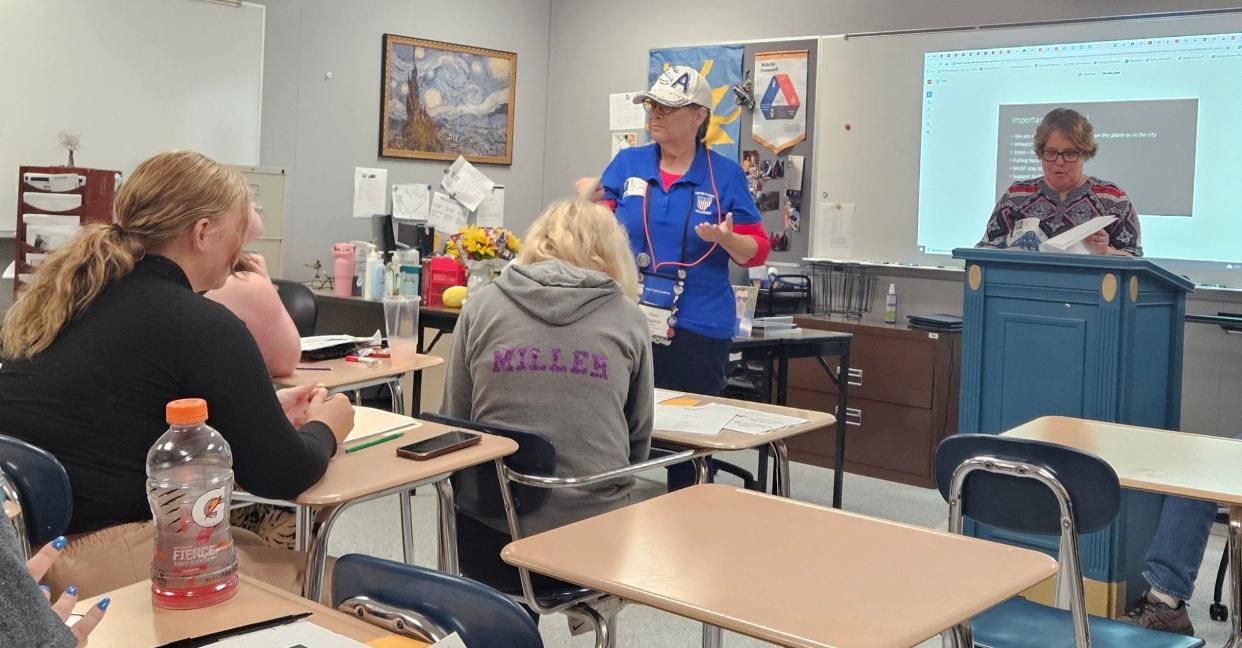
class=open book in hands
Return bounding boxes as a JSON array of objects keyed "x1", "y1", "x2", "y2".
[{"x1": 1039, "y1": 216, "x2": 1117, "y2": 254}]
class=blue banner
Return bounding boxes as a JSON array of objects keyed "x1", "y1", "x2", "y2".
[{"x1": 649, "y1": 45, "x2": 744, "y2": 162}]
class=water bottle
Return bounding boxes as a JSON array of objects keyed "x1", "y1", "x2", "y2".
[
  {"x1": 884, "y1": 283, "x2": 898, "y2": 324},
  {"x1": 332, "y1": 242, "x2": 355, "y2": 297},
  {"x1": 146, "y1": 398, "x2": 239, "y2": 609}
]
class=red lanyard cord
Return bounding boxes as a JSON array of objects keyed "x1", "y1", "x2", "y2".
[{"x1": 642, "y1": 150, "x2": 723, "y2": 273}]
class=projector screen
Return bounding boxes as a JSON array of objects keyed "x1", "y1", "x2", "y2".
[{"x1": 917, "y1": 32, "x2": 1242, "y2": 263}]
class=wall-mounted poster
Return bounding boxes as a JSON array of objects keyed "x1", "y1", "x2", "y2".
[
  {"x1": 381, "y1": 34, "x2": 517, "y2": 165},
  {"x1": 649, "y1": 45, "x2": 744, "y2": 162},
  {"x1": 752, "y1": 50, "x2": 807, "y2": 154}
]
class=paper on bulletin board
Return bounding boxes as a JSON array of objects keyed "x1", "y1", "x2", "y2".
[
  {"x1": 787, "y1": 154, "x2": 805, "y2": 191},
  {"x1": 428, "y1": 191, "x2": 469, "y2": 233},
  {"x1": 609, "y1": 92, "x2": 647, "y2": 131},
  {"x1": 475, "y1": 185, "x2": 505, "y2": 227},
  {"x1": 611, "y1": 132, "x2": 638, "y2": 158},
  {"x1": 441, "y1": 156, "x2": 495, "y2": 212},
  {"x1": 391, "y1": 183, "x2": 432, "y2": 221},
  {"x1": 812, "y1": 202, "x2": 855, "y2": 258},
  {"x1": 352, "y1": 167, "x2": 387, "y2": 219}
]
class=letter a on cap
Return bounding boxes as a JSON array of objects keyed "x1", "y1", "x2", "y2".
[{"x1": 671, "y1": 72, "x2": 690, "y2": 93}]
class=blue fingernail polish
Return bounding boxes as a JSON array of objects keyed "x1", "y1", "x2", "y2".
[
  {"x1": 40, "y1": 584, "x2": 50, "y2": 591},
  {"x1": 66, "y1": 585, "x2": 77, "y2": 596},
  {"x1": 97, "y1": 597, "x2": 111, "y2": 611},
  {"x1": 52, "y1": 536, "x2": 66, "y2": 550}
]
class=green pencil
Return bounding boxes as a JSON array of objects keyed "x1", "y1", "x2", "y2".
[{"x1": 344, "y1": 431, "x2": 405, "y2": 453}]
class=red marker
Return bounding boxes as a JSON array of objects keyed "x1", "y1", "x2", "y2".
[{"x1": 345, "y1": 355, "x2": 380, "y2": 365}]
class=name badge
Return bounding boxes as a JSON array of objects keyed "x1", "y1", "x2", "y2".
[{"x1": 623, "y1": 177, "x2": 647, "y2": 198}]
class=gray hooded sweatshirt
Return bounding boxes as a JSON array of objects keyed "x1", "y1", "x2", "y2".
[{"x1": 443, "y1": 260, "x2": 654, "y2": 535}]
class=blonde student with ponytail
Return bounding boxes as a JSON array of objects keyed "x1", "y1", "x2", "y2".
[{"x1": 0, "y1": 150, "x2": 354, "y2": 597}]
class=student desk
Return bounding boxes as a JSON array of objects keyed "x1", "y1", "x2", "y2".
[
  {"x1": 238, "y1": 412, "x2": 517, "y2": 604},
  {"x1": 654, "y1": 393, "x2": 835, "y2": 499},
  {"x1": 502, "y1": 483, "x2": 1057, "y2": 648},
  {"x1": 312, "y1": 288, "x2": 459, "y2": 415},
  {"x1": 731, "y1": 328, "x2": 853, "y2": 506},
  {"x1": 273, "y1": 354, "x2": 443, "y2": 415},
  {"x1": 1003, "y1": 415, "x2": 1242, "y2": 647},
  {"x1": 79, "y1": 575, "x2": 426, "y2": 648}
]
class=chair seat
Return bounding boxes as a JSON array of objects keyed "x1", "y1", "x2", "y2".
[{"x1": 972, "y1": 597, "x2": 1205, "y2": 648}]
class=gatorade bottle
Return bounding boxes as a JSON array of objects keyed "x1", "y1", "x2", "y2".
[{"x1": 146, "y1": 398, "x2": 239, "y2": 609}]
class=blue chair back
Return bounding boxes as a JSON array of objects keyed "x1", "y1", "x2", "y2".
[
  {"x1": 273, "y1": 278, "x2": 318, "y2": 336},
  {"x1": 331, "y1": 554, "x2": 543, "y2": 648},
  {"x1": 420, "y1": 412, "x2": 556, "y2": 528},
  {"x1": 0, "y1": 435, "x2": 73, "y2": 546},
  {"x1": 935, "y1": 434, "x2": 1120, "y2": 535}
]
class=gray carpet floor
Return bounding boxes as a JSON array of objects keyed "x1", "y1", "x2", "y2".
[{"x1": 324, "y1": 448, "x2": 1232, "y2": 647}]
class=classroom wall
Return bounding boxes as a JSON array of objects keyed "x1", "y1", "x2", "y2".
[
  {"x1": 542, "y1": 0, "x2": 1242, "y2": 437},
  {"x1": 252, "y1": 0, "x2": 551, "y2": 280}
]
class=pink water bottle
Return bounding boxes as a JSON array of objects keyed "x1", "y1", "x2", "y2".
[
  {"x1": 333, "y1": 242, "x2": 355, "y2": 297},
  {"x1": 146, "y1": 399, "x2": 238, "y2": 609}
]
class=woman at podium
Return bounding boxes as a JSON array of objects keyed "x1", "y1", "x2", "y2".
[{"x1": 977, "y1": 108, "x2": 1143, "y2": 256}]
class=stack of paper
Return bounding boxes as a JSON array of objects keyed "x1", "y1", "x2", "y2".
[
  {"x1": 1040, "y1": 216, "x2": 1116, "y2": 254},
  {"x1": 654, "y1": 401, "x2": 810, "y2": 436},
  {"x1": 346, "y1": 407, "x2": 420, "y2": 443}
]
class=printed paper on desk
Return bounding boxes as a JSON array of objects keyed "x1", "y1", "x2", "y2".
[
  {"x1": 392, "y1": 184, "x2": 432, "y2": 221},
  {"x1": 206, "y1": 619, "x2": 368, "y2": 647},
  {"x1": 1040, "y1": 216, "x2": 1117, "y2": 253},
  {"x1": 300, "y1": 332, "x2": 381, "y2": 352},
  {"x1": 353, "y1": 167, "x2": 388, "y2": 219},
  {"x1": 655, "y1": 403, "x2": 737, "y2": 435},
  {"x1": 428, "y1": 192, "x2": 469, "y2": 233},
  {"x1": 721, "y1": 407, "x2": 809, "y2": 435},
  {"x1": 609, "y1": 92, "x2": 647, "y2": 131},
  {"x1": 347, "y1": 407, "x2": 421, "y2": 443},
  {"x1": 441, "y1": 156, "x2": 494, "y2": 212},
  {"x1": 653, "y1": 388, "x2": 687, "y2": 403},
  {"x1": 474, "y1": 185, "x2": 505, "y2": 227}
]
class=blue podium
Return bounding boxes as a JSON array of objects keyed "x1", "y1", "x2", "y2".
[{"x1": 953, "y1": 248, "x2": 1193, "y2": 616}]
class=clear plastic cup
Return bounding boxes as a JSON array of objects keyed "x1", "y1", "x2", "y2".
[{"x1": 383, "y1": 295, "x2": 420, "y2": 363}]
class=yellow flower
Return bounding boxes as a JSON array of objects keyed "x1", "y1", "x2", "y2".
[{"x1": 505, "y1": 234, "x2": 520, "y2": 253}]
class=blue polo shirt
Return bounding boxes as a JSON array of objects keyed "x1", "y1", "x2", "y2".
[{"x1": 600, "y1": 143, "x2": 760, "y2": 340}]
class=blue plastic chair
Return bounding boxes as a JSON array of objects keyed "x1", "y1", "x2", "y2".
[
  {"x1": 935, "y1": 434, "x2": 1205, "y2": 648},
  {"x1": 331, "y1": 554, "x2": 542, "y2": 647},
  {"x1": 0, "y1": 435, "x2": 73, "y2": 558},
  {"x1": 422, "y1": 411, "x2": 707, "y2": 648}
]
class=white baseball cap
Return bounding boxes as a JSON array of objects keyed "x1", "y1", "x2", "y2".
[{"x1": 633, "y1": 66, "x2": 712, "y2": 109}]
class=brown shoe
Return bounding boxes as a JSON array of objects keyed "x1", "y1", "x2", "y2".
[{"x1": 1124, "y1": 593, "x2": 1195, "y2": 636}]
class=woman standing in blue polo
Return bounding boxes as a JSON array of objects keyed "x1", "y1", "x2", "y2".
[{"x1": 599, "y1": 66, "x2": 769, "y2": 397}]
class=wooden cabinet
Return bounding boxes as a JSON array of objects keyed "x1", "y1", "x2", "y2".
[{"x1": 786, "y1": 316, "x2": 961, "y2": 487}]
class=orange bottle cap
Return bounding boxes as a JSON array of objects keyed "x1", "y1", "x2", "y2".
[{"x1": 166, "y1": 398, "x2": 208, "y2": 425}]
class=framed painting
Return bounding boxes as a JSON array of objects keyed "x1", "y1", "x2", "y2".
[{"x1": 381, "y1": 34, "x2": 517, "y2": 165}]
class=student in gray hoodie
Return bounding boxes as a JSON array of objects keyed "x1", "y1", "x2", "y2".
[{"x1": 443, "y1": 199, "x2": 654, "y2": 592}]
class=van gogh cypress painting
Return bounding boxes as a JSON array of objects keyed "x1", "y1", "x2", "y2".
[{"x1": 381, "y1": 34, "x2": 516, "y2": 165}]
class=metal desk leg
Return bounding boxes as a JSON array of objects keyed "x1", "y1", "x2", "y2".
[
  {"x1": 693, "y1": 458, "x2": 711, "y2": 485},
  {"x1": 756, "y1": 445, "x2": 770, "y2": 493},
  {"x1": 389, "y1": 377, "x2": 405, "y2": 415},
  {"x1": 831, "y1": 347, "x2": 851, "y2": 509},
  {"x1": 303, "y1": 504, "x2": 347, "y2": 604},
  {"x1": 294, "y1": 504, "x2": 313, "y2": 552},
  {"x1": 770, "y1": 440, "x2": 791, "y2": 498},
  {"x1": 398, "y1": 490, "x2": 415, "y2": 564},
  {"x1": 434, "y1": 479, "x2": 459, "y2": 575},
  {"x1": 701, "y1": 623, "x2": 723, "y2": 648},
  {"x1": 1226, "y1": 504, "x2": 1242, "y2": 648}
]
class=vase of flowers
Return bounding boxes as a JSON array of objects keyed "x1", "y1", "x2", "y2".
[{"x1": 445, "y1": 225, "x2": 520, "y2": 291}]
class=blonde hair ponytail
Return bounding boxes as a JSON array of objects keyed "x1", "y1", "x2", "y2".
[
  {"x1": 517, "y1": 199, "x2": 640, "y2": 299},
  {"x1": 2, "y1": 150, "x2": 247, "y2": 358}
]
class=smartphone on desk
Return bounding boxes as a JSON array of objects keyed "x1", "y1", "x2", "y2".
[{"x1": 396, "y1": 430, "x2": 482, "y2": 460}]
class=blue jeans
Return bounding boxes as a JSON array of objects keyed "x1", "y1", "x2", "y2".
[{"x1": 1142, "y1": 494, "x2": 1218, "y2": 601}]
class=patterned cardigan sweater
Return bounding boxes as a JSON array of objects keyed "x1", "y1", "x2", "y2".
[{"x1": 978, "y1": 176, "x2": 1143, "y2": 256}]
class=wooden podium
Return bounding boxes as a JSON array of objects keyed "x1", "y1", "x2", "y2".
[{"x1": 952, "y1": 247, "x2": 1193, "y2": 616}]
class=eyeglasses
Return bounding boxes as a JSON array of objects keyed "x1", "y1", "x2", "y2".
[
  {"x1": 1039, "y1": 148, "x2": 1083, "y2": 163},
  {"x1": 642, "y1": 99, "x2": 684, "y2": 116}
]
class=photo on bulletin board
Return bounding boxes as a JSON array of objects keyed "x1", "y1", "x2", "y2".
[{"x1": 380, "y1": 34, "x2": 517, "y2": 165}]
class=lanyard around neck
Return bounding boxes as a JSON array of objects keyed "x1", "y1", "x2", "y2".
[{"x1": 640, "y1": 148, "x2": 723, "y2": 273}]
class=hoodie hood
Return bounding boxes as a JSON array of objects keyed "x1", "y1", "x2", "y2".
[{"x1": 492, "y1": 260, "x2": 622, "y2": 326}]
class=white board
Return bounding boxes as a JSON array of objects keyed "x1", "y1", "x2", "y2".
[
  {"x1": 0, "y1": 0, "x2": 265, "y2": 233},
  {"x1": 814, "y1": 12, "x2": 1242, "y2": 284}
]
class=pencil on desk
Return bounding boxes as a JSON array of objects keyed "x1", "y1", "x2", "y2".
[
  {"x1": 344, "y1": 431, "x2": 404, "y2": 453},
  {"x1": 296, "y1": 366, "x2": 333, "y2": 371}
]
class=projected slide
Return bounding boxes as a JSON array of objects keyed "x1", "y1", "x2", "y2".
[{"x1": 917, "y1": 33, "x2": 1242, "y2": 263}]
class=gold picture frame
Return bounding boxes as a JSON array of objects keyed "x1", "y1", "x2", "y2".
[{"x1": 380, "y1": 34, "x2": 516, "y2": 165}]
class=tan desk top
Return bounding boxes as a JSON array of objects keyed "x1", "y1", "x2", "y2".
[
  {"x1": 1003, "y1": 415, "x2": 1242, "y2": 505},
  {"x1": 502, "y1": 484, "x2": 1056, "y2": 648},
  {"x1": 654, "y1": 393, "x2": 835, "y2": 450},
  {"x1": 79, "y1": 575, "x2": 427, "y2": 647},
  {"x1": 295, "y1": 416, "x2": 517, "y2": 507},
  {"x1": 273, "y1": 354, "x2": 443, "y2": 390}
]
